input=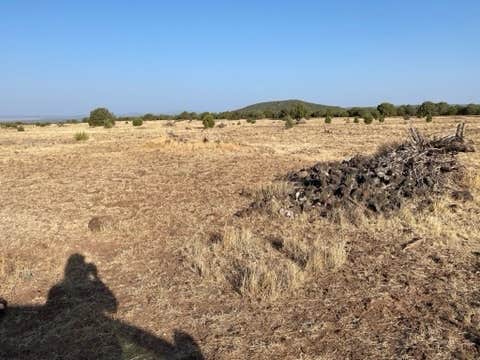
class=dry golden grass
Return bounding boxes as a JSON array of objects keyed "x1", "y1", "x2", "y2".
[{"x1": 1, "y1": 116, "x2": 479, "y2": 359}]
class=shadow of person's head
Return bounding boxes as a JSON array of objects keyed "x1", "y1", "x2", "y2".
[{"x1": 46, "y1": 253, "x2": 117, "y2": 314}]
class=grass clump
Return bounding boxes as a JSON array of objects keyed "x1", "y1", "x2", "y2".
[
  {"x1": 132, "y1": 118, "x2": 143, "y2": 127},
  {"x1": 16, "y1": 125, "x2": 25, "y2": 132},
  {"x1": 426, "y1": 114, "x2": 433, "y2": 122},
  {"x1": 74, "y1": 132, "x2": 89, "y2": 141},
  {"x1": 185, "y1": 227, "x2": 304, "y2": 300},
  {"x1": 353, "y1": 117, "x2": 359, "y2": 124},
  {"x1": 324, "y1": 115, "x2": 332, "y2": 124},
  {"x1": 246, "y1": 118, "x2": 256, "y2": 124},
  {"x1": 184, "y1": 221, "x2": 347, "y2": 301}
]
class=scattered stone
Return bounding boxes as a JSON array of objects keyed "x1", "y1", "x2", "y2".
[
  {"x1": 451, "y1": 190, "x2": 474, "y2": 202},
  {"x1": 284, "y1": 124, "x2": 474, "y2": 215}
]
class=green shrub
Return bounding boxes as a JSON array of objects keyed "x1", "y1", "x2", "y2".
[
  {"x1": 103, "y1": 119, "x2": 114, "y2": 128},
  {"x1": 202, "y1": 114, "x2": 215, "y2": 128},
  {"x1": 88, "y1": 107, "x2": 115, "y2": 127},
  {"x1": 284, "y1": 116, "x2": 294, "y2": 129},
  {"x1": 17, "y1": 125, "x2": 25, "y2": 132},
  {"x1": 35, "y1": 122, "x2": 50, "y2": 127},
  {"x1": 74, "y1": 132, "x2": 89, "y2": 141},
  {"x1": 132, "y1": 118, "x2": 143, "y2": 127},
  {"x1": 426, "y1": 114, "x2": 433, "y2": 122},
  {"x1": 378, "y1": 115, "x2": 385, "y2": 123},
  {"x1": 246, "y1": 118, "x2": 256, "y2": 124},
  {"x1": 324, "y1": 115, "x2": 332, "y2": 124},
  {"x1": 363, "y1": 113, "x2": 373, "y2": 124},
  {"x1": 353, "y1": 117, "x2": 359, "y2": 124}
]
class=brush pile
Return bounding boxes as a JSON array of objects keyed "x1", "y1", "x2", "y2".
[{"x1": 287, "y1": 124, "x2": 474, "y2": 215}]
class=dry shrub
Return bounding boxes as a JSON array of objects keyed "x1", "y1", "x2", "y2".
[
  {"x1": 280, "y1": 232, "x2": 347, "y2": 274},
  {"x1": 184, "y1": 225, "x2": 347, "y2": 300},
  {"x1": 185, "y1": 227, "x2": 303, "y2": 299}
]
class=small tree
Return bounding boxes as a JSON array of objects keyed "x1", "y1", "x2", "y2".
[
  {"x1": 426, "y1": 114, "x2": 433, "y2": 123},
  {"x1": 291, "y1": 104, "x2": 307, "y2": 120},
  {"x1": 88, "y1": 107, "x2": 115, "y2": 127},
  {"x1": 377, "y1": 102, "x2": 397, "y2": 117},
  {"x1": 202, "y1": 114, "x2": 215, "y2": 128},
  {"x1": 324, "y1": 115, "x2": 332, "y2": 124}
]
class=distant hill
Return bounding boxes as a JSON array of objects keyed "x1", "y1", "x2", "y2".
[{"x1": 235, "y1": 99, "x2": 345, "y2": 114}]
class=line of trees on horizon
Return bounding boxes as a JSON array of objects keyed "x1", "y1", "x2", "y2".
[
  {"x1": 113, "y1": 101, "x2": 480, "y2": 123},
  {"x1": 3, "y1": 101, "x2": 480, "y2": 128}
]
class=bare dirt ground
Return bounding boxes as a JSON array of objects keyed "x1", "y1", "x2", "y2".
[{"x1": 1, "y1": 117, "x2": 479, "y2": 359}]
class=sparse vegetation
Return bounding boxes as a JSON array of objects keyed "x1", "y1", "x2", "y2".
[
  {"x1": 426, "y1": 114, "x2": 433, "y2": 122},
  {"x1": 324, "y1": 115, "x2": 332, "y2": 124},
  {"x1": 2, "y1": 116, "x2": 479, "y2": 360},
  {"x1": 16, "y1": 125, "x2": 25, "y2": 132}
]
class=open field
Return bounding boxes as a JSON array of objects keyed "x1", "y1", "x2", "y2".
[{"x1": 1, "y1": 117, "x2": 480, "y2": 359}]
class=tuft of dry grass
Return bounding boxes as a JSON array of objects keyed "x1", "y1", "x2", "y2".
[
  {"x1": 184, "y1": 224, "x2": 347, "y2": 300},
  {"x1": 74, "y1": 131, "x2": 89, "y2": 141}
]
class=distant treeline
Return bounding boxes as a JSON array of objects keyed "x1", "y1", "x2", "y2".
[
  {"x1": 116, "y1": 101, "x2": 480, "y2": 122},
  {"x1": 2, "y1": 101, "x2": 480, "y2": 128}
]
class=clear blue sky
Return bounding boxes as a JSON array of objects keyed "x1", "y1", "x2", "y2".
[{"x1": 1, "y1": 0, "x2": 479, "y2": 116}]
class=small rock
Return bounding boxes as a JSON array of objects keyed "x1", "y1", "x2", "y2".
[
  {"x1": 88, "y1": 216, "x2": 114, "y2": 232},
  {"x1": 451, "y1": 190, "x2": 474, "y2": 202}
]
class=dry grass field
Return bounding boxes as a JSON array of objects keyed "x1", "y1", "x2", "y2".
[{"x1": 1, "y1": 117, "x2": 480, "y2": 359}]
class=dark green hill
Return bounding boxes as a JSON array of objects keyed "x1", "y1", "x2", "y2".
[{"x1": 235, "y1": 99, "x2": 345, "y2": 114}]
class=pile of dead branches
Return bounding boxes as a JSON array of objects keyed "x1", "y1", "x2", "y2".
[{"x1": 287, "y1": 123, "x2": 474, "y2": 215}]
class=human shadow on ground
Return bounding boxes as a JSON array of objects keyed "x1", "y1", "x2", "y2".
[{"x1": 0, "y1": 253, "x2": 204, "y2": 359}]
